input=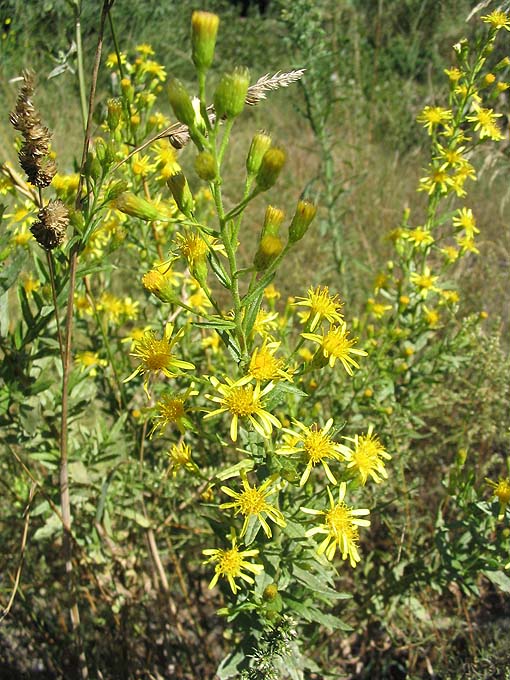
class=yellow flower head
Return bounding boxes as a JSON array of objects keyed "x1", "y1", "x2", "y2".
[
  {"x1": 482, "y1": 11, "x2": 510, "y2": 31},
  {"x1": 301, "y1": 482, "x2": 370, "y2": 566},
  {"x1": 340, "y1": 425, "x2": 391, "y2": 485},
  {"x1": 203, "y1": 533, "x2": 264, "y2": 594},
  {"x1": 249, "y1": 340, "x2": 292, "y2": 383},
  {"x1": 277, "y1": 418, "x2": 345, "y2": 486},
  {"x1": 417, "y1": 106, "x2": 452, "y2": 132},
  {"x1": 124, "y1": 323, "x2": 194, "y2": 394},
  {"x1": 410, "y1": 266, "x2": 439, "y2": 298},
  {"x1": 204, "y1": 375, "x2": 281, "y2": 442},
  {"x1": 302, "y1": 323, "x2": 367, "y2": 375},
  {"x1": 150, "y1": 388, "x2": 196, "y2": 437},
  {"x1": 166, "y1": 441, "x2": 197, "y2": 477},
  {"x1": 75, "y1": 351, "x2": 108, "y2": 377},
  {"x1": 452, "y1": 207, "x2": 479, "y2": 239},
  {"x1": 467, "y1": 106, "x2": 504, "y2": 140},
  {"x1": 293, "y1": 285, "x2": 344, "y2": 331},
  {"x1": 486, "y1": 477, "x2": 510, "y2": 519},
  {"x1": 220, "y1": 471, "x2": 286, "y2": 538}
]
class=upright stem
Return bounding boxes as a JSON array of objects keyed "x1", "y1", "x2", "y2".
[
  {"x1": 59, "y1": 2, "x2": 114, "y2": 677},
  {"x1": 74, "y1": 1, "x2": 88, "y2": 131}
]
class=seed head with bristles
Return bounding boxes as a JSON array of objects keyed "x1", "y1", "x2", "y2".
[
  {"x1": 30, "y1": 199, "x2": 69, "y2": 250},
  {"x1": 10, "y1": 70, "x2": 57, "y2": 188}
]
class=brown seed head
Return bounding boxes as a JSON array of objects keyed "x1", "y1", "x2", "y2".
[{"x1": 30, "y1": 199, "x2": 69, "y2": 250}]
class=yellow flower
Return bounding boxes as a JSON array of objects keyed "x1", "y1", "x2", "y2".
[
  {"x1": 248, "y1": 340, "x2": 292, "y2": 383},
  {"x1": 203, "y1": 533, "x2": 264, "y2": 594},
  {"x1": 125, "y1": 323, "x2": 194, "y2": 393},
  {"x1": 302, "y1": 323, "x2": 367, "y2": 375},
  {"x1": 21, "y1": 273, "x2": 40, "y2": 297},
  {"x1": 417, "y1": 106, "x2": 452, "y2": 132},
  {"x1": 481, "y1": 11, "x2": 510, "y2": 30},
  {"x1": 423, "y1": 306, "x2": 440, "y2": 327},
  {"x1": 410, "y1": 266, "x2": 439, "y2": 298},
  {"x1": 75, "y1": 351, "x2": 107, "y2": 376},
  {"x1": 131, "y1": 154, "x2": 156, "y2": 177},
  {"x1": 140, "y1": 60, "x2": 167, "y2": 81},
  {"x1": 106, "y1": 52, "x2": 127, "y2": 69},
  {"x1": 251, "y1": 308, "x2": 279, "y2": 339},
  {"x1": 264, "y1": 284, "x2": 281, "y2": 301},
  {"x1": 121, "y1": 325, "x2": 152, "y2": 349},
  {"x1": 301, "y1": 482, "x2": 370, "y2": 566},
  {"x1": 456, "y1": 234, "x2": 479, "y2": 254},
  {"x1": 204, "y1": 375, "x2": 281, "y2": 442},
  {"x1": 486, "y1": 477, "x2": 510, "y2": 519},
  {"x1": 467, "y1": 106, "x2": 504, "y2": 140},
  {"x1": 418, "y1": 166, "x2": 453, "y2": 195},
  {"x1": 293, "y1": 285, "x2": 344, "y2": 331},
  {"x1": 452, "y1": 207, "x2": 479, "y2": 239},
  {"x1": 277, "y1": 418, "x2": 345, "y2": 486},
  {"x1": 340, "y1": 425, "x2": 391, "y2": 485},
  {"x1": 220, "y1": 471, "x2": 286, "y2": 538},
  {"x1": 441, "y1": 246, "x2": 459, "y2": 263},
  {"x1": 440, "y1": 289, "x2": 460, "y2": 304},
  {"x1": 367, "y1": 298, "x2": 392, "y2": 319},
  {"x1": 150, "y1": 388, "x2": 196, "y2": 437},
  {"x1": 166, "y1": 441, "x2": 198, "y2": 477},
  {"x1": 403, "y1": 227, "x2": 434, "y2": 248},
  {"x1": 444, "y1": 67, "x2": 462, "y2": 82},
  {"x1": 136, "y1": 43, "x2": 155, "y2": 56}
]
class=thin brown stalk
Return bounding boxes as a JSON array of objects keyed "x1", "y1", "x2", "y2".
[
  {"x1": 59, "y1": 2, "x2": 115, "y2": 678},
  {"x1": 0, "y1": 483, "x2": 37, "y2": 622}
]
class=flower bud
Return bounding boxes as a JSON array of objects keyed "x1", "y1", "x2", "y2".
[
  {"x1": 254, "y1": 234, "x2": 283, "y2": 271},
  {"x1": 194, "y1": 151, "x2": 217, "y2": 181},
  {"x1": 288, "y1": 200, "x2": 317, "y2": 243},
  {"x1": 214, "y1": 67, "x2": 250, "y2": 119},
  {"x1": 142, "y1": 270, "x2": 177, "y2": 303},
  {"x1": 85, "y1": 151, "x2": 102, "y2": 182},
  {"x1": 246, "y1": 131, "x2": 272, "y2": 176},
  {"x1": 104, "y1": 179, "x2": 129, "y2": 202},
  {"x1": 167, "y1": 171, "x2": 194, "y2": 217},
  {"x1": 191, "y1": 11, "x2": 219, "y2": 72},
  {"x1": 256, "y1": 146, "x2": 286, "y2": 191},
  {"x1": 120, "y1": 78, "x2": 134, "y2": 103},
  {"x1": 262, "y1": 583, "x2": 278, "y2": 601},
  {"x1": 111, "y1": 192, "x2": 164, "y2": 221},
  {"x1": 261, "y1": 205, "x2": 284, "y2": 238},
  {"x1": 107, "y1": 98, "x2": 122, "y2": 131},
  {"x1": 168, "y1": 79, "x2": 196, "y2": 128}
]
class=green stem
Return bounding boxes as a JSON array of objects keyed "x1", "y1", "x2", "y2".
[{"x1": 74, "y1": 1, "x2": 88, "y2": 132}]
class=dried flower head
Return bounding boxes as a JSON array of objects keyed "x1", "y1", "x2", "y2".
[
  {"x1": 30, "y1": 199, "x2": 69, "y2": 250},
  {"x1": 10, "y1": 71, "x2": 57, "y2": 188}
]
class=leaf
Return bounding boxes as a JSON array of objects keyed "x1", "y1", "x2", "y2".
[
  {"x1": 292, "y1": 564, "x2": 348, "y2": 599},
  {"x1": 484, "y1": 570, "x2": 510, "y2": 593},
  {"x1": 193, "y1": 317, "x2": 236, "y2": 330},
  {"x1": 69, "y1": 461, "x2": 91, "y2": 485},
  {"x1": 117, "y1": 507, "x2": 151, "y2": 528}
]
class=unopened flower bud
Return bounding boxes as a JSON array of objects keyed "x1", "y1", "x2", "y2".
[
  {"x1": 254, "y1": 234, "x2": 283, "y2": 271},
  {"x1": 120, "y1": 78, "x2": 134, "y2": 103},
  {"x1": 261, "y1": 205, "x2": 284, "y2": 238},
  {"x1": 30, "y1": 199, "x2": 69, "y2": 250},
  {"x1": 111, "y1": 192, "x2": 164, "y2": 221},
  {"x1": 214, "y1": 67, "x2": 250, "y2": 119},
  {"x1": 262, "y1": 583, "x2": 278, "y2": 601},
  {"x1": 246, "y1": 131, "x2": 272, "y2": 176},
  {"x1": 168, "y1": 79, "x2": 196, "y2": 128},
  {"x1": 167, "y1": 171, "x2": 194, "y2": 217},
  {"x1": 288, "y1": 200, "x2": 317, "y2": 243},
  {"x1": 256, "y1": 146, "x2": 286, "y2": 191},
  {"x1": 191, "y1": 11, "x2": 219, "y2": 72},
  {"x1": 194, "y1": 151, "x2": 217, "y2": 181},
  {"x1": 85, "y1": 152, "x2": 102, "y2": 182},
  {"x1": 142, "y1": 270, "x2": 177, "y2": 303},
  {"x1": 104, "y1": 179, "x2": 129, "y2": 202},
  {"x1": 107, "y1": 98, "x2": 122, "y2": 131}
]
